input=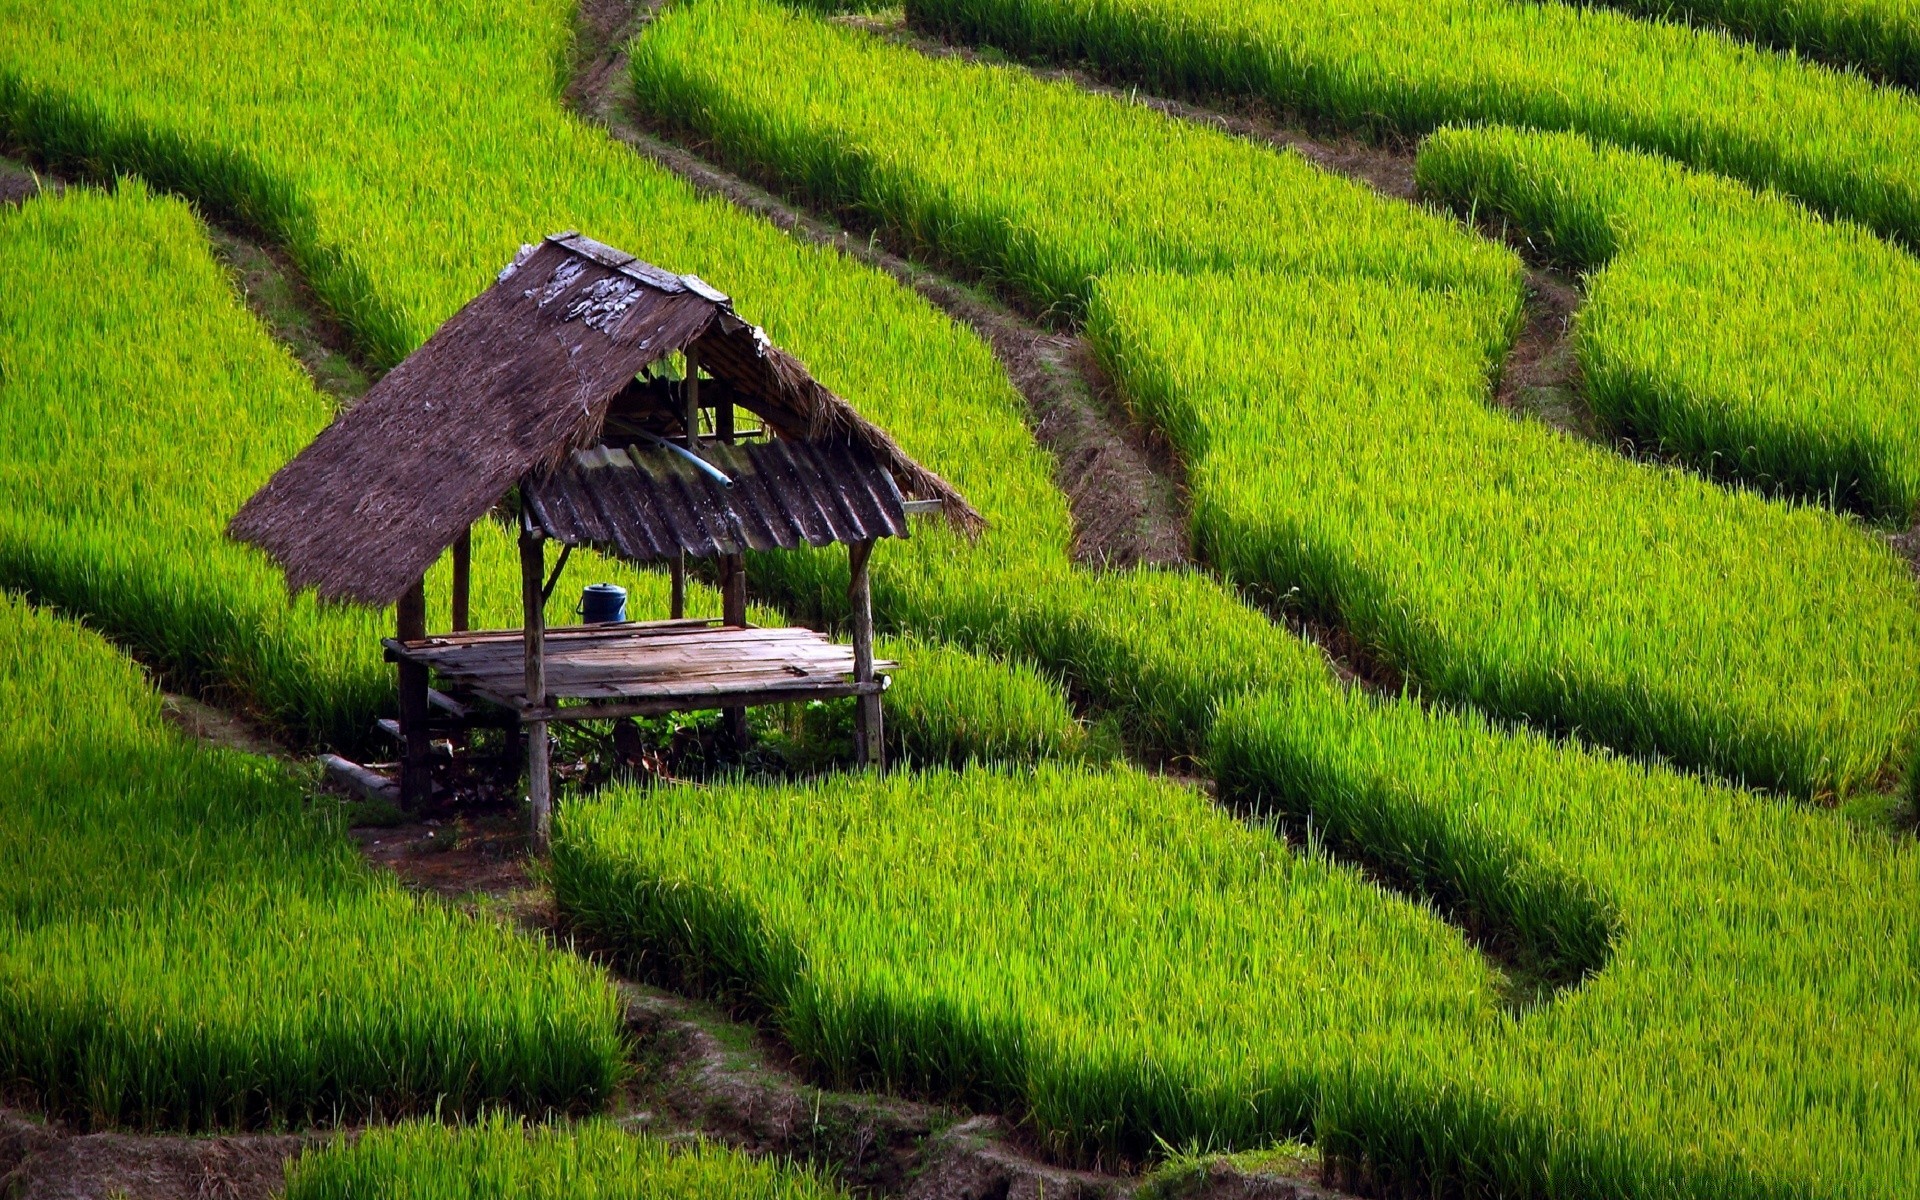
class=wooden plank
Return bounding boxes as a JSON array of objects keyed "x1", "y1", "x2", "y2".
[{"x1": 519, "y1": 677, "x2": 888, "y2": 723}]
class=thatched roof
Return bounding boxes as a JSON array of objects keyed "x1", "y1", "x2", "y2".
[{"x1": 228, "y1": 233, "x2": 978, "y2": 606}]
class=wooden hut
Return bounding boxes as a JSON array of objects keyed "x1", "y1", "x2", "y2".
[{"x1": 230, "y1": 232, "x2": 977, "y2": 847}]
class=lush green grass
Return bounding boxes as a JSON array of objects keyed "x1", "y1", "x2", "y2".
[
  {"x1": 552, "y1": 764, "x2": 1499, "y2": 1156},
  {"x1": 1590, "y1": 0, "x2": 1920, "y2": 88},
  {"x1": 12, "y1": 2, "x2": 1920, "y2": 1193},
  {"x1": 1419, "y1": 124, "x2": 1920, "y2": 523},
  {"x1": 628, "y1": 0, "x2": 1920, "y2": 798},
  {"x1": 555, "y1": 737, "x2": 1920, "y2": 1195},
  {"x1": 1212, "y1": 686, "x2": 1920, "y2": 1198},
  {"x1": 632, "y1": 0, "x2": 1520, "y2": 323},
  {"x1": 905, "y1": 0, "x2": 1920, "y2": 249},
  {"x1": 1091, "y1": 268, "x2": 1920, "y2": 797},
  {"x1": 285, "y1": 1116, "x2": 842, "y2": 1200},
  {"x1": 0, "y1": 588, "x2": 625, "y2": 1129}
]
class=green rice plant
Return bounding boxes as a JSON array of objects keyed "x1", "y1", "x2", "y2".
[
  {"x1": 631, "y1": 0, "x2": 1521, "y2": 324},
  {"x1": 555, "y1": 737, "x2": 1920, "y2": 1195},
  {"x1": 628, "y1": 0, "x2": 1920, "y2": 797},
  {"x1": 551, "y1": 764, "x2": 1500, "y2": 1156},
  {"x1": 16, "y1": 4, "x2": 1920, "y2": 1190},
  {"x1": 0, "y1": 0, "x2": 1341, "y2": 768},
  {"x1": 905, "y1": 0, "x2": 1920, "y2": 248},
  {"x1": 1090, "y1": 267, "x2": 1920, "y2": 796},
  {"x1": 877, "y1": 635, "x2": 1089, "y2": 765},
  {"x1": 1419, "y1": 124, "x2": 1920, "y2": 523},
  {"x1": 0, "y1": 590, "x2": 625, "y2": 1129},
  {"x1": 1588, "y1": 0, "x2": 1920, "y2": 88},
  {"x1": 1211, "y1": 685, "x2": 1920, "y2": 1197},
  {"x1": 0, "y1": 180, "x2": 1069, "y2": 763},
  {"x1": 285, "y1": 1114, "x2": 843, "y2": 1200}
]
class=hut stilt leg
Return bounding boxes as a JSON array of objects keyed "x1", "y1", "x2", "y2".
[
  {"x1": 451, "y1": 526, "x2": 472, "y2": 633},
  {"x1": 848, "y1": 539, "x2": 883, "y2": 770},
  {"x1": 670, "y1": 551, "x2": 686, "y2": 620},
  {"x1": 396, "y1": 576, "x2": 433, "y2": 810},
  {"x1": 722, "y1": 551, "x2": 748, "y2": 749},
  {"x1": 520, "y1": 515, "x2": 552, "y2": 852}
]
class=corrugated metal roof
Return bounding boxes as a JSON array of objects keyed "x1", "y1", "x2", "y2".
[{"x1": 523, "y1": 437, "x2": 909, "y2": 561}]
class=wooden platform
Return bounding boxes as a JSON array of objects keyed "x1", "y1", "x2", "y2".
[{"x1": 383, "y1": 618, "x2": 892, "y2": 723}]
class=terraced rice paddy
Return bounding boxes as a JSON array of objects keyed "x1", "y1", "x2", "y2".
[
  {"x1": 1418, "y1": 125, "x2": 1920, "y2": 522},
  {"x1": 629, "y1": 0, "x2": 1920, "y2": 798},
  {"x1": 4, "y1": 0, "x2": 1920, "y2": 1194},
  {"x1": 907, "y1": 0, "x2": 1920, "y2": 245},
  {"x1": 0, "y1": 583, "x2": 623, "y2": 1129}
]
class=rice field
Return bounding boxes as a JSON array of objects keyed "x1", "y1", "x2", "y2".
[
  {"x1": 0, "y1": 587, "x2": 624, "y2": 1129},
  {"x1": 0, "y1": 0, "x2": 1347, "y2": 772},
  {"x1": 0, "y1": 179, "x2": 1067, "y2": 762},
  {"x1": 1591, "y1": 0, "x2": 1920, "y2": 87},
  {"x1": 284, "y1": 1116, "x2": 843, "y2": 1200},
  {"x1": 1091, "y1": 267, "x2": 1920, "y2": 797},
  {"x1": 629, "y1": 0, "x2": 1920, "y2": 798},
  {"x1": 906, "y1": 0, "x2": 1920, "y2": 247},
  {"x1": 1418, "y1": 124, "x2": 1920, "y2": 523},
  {"x1": 554, "y1": 742, "x2": 1920, "y2": 1194},
  {"x1": 5, "y1": 0, "x2": 1920, "y2": 1195}
]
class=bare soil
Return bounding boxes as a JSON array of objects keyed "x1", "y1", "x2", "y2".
[
  {"x1": 204, "y1": 227, "x2": 373, "y2": 406},
  {"x1": 0, "y1": 1111, "x2": 312, "y2": 1200}
]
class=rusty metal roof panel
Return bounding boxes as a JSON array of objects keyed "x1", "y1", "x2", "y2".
[{"x1": 525, "y1": 437, "x2": 908, "y2": 562}]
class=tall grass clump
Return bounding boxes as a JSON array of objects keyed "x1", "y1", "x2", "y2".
[
  {"x1": 285, "y1": 1115, "x2": 842, "y2": 1200},
  {"x1": 906, "y1": 0, "x2": 1920, "y2": 249},
  {"x1": 628, "y1": 0, "x2": 1920, "y2": 797},
  {"x1": 1419, "y1": 124, "x2": 1920, "y2": 523},
  {"x1": 552, "y1": 764, "x2": 1499, "y2": 1156},
  {"x1": 0, "y1": 591, "x2": 624, "y2": 1129}
]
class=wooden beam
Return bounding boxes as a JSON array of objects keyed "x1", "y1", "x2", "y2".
[
  {"x1": 670, "y1": 550, "x2": 686, "y2": 620},
  {"x1": 722, "y1": 551, "x2": 748, "y2": 748},
  {"x1": 518, "y1": 678, "x2": 887, "y2": 725},
  {"x1": 848, "y1": 538, "x2": 884, "y2": 769},
  {"x1": 450, "y1": 525, "x2": 472, "y2": 633},
  {"x1": 684, "y1": 344, "x2": 701, "y2": 451},
  {"x1": 396, "y1": 575, "x2": 433, "y2": 810},
  {"x1": 521, "y1": 513, "x2": 552, "y2": 853}
]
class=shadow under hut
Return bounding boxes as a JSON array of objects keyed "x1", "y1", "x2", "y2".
[{"x1": 230, "y1": 232, "x2": 979, "y2": 848}]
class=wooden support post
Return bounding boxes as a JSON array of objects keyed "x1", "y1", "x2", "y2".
[
  {"x1": 722, "y1": 551, "x2": 748, "y2": 748},
  {"x1": 520, "y1": 515, "x2": 552, "y2": 852},
  {"x1": 396, "y1": 576, "x2": 433, "y2": 810},
  {"x1": 848, "y1": 538, "x2": 883, "y2": 769},
  {"x1": 450, "y1": 525, "x2": 472, "y2": 633},
  {"x1": 670, "y1": 551, "x2": 686, "y2": 620},
  {"x1": 683, "y1": 345, "x2": 701, "y2": 451},
  {"x1": 716, "y1": 391, "x2": 734, "y2": 443}
]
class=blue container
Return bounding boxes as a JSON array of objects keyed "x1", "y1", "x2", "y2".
[{"x1": 579, "y1": 583, "x2": 628, "y2": 625}]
